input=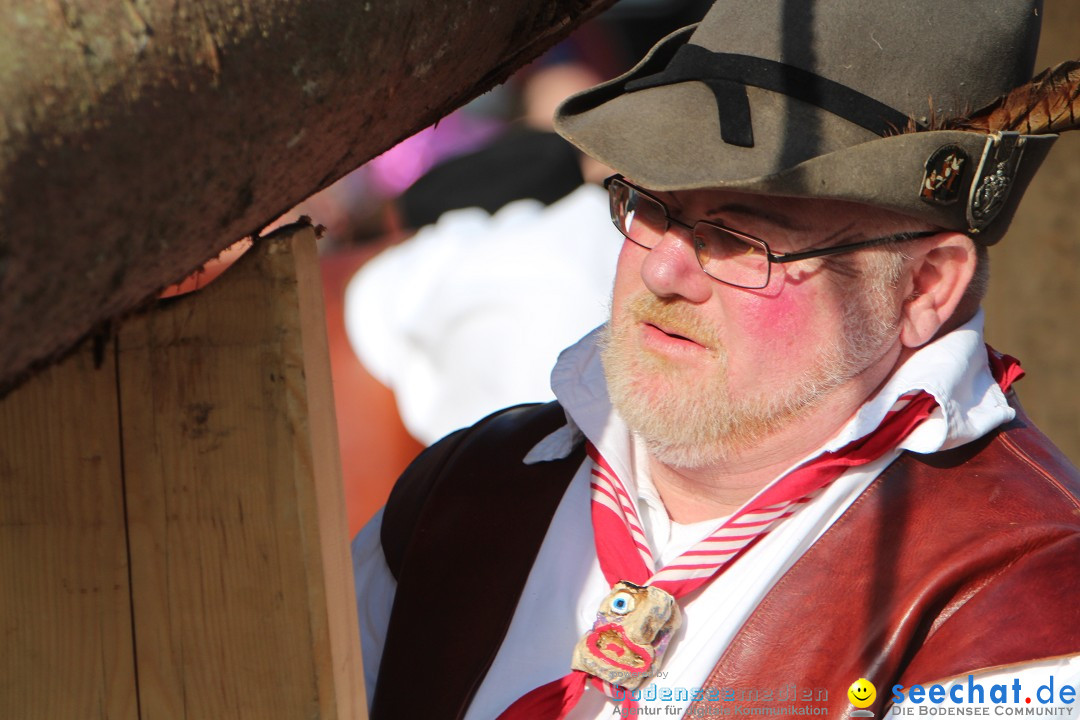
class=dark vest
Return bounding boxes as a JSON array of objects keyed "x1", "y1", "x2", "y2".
[{"x1": 371, "y1": 400, "x2": 1080, "y2": 719}]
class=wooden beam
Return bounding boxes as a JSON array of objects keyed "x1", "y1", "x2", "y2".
[
  {"x1": 0, "y1": 339, "x2": 137, "y2": 718},
  {"x1": 0, "y1": 0, "x2": 617, "y2": 391},
  {"x1": 117, "y1": 224, "x2": 362, "y2": 718}
]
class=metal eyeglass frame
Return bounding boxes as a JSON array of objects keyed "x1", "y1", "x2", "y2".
[{"x1": 604, "y1": 174, "x2": 939, "y2": 289}]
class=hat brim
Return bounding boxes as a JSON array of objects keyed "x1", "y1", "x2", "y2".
[{"x1": 554, "y1": 26, "x2": 1056, "y2": 245}]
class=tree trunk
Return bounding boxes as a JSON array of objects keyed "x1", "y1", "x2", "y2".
[{"x1": 0, "y1": 0, "x2": 615, "y2": 392}]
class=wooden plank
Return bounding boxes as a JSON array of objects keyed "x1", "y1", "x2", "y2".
[
  {"x1": 298, "y1": 234, "x2": 367, "y2": 720},
  {"x1": 0, "y1": 339, "x2": 137, "y2": 719},
  {"x1": 118, "y1": 224, "x2": 364, "y2": 718}
]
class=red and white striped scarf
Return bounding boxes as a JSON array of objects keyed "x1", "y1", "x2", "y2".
[{"x1": 497, "y1": 349, "x2": 1023, "y2": 720}]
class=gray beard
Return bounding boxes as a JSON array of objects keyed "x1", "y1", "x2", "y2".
[{"x1": 599, "y1": 290, "x2": 899, "y2": 469}]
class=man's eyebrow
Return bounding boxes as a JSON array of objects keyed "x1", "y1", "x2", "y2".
[{"x1": 702, "y1": 203, "x2": 810, "y2": 233}]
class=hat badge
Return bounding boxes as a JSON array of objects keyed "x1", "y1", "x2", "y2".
[
  {"x1": 966, "y1": 131, "x2": 1027, "y2": 233},
  {"x1": 920, "y1": 145, "x2": 969, "y2": 206}
]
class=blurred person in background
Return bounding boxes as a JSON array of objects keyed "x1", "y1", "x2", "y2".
[{"x1": 342, "y1": 55, "x2": 617, "y2": 447}]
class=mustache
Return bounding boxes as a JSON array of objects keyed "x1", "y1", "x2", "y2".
[{"x1": 624, "y1": 294, "x2": 721, "y2": 350}]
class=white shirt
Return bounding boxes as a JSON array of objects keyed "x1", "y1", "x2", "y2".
[
  {"x1": 352, "y1": 309, "x2": 1080, "y2": 718},
  {"x1": 344, "y1": 184, "x2": 621, "y2": 445}
]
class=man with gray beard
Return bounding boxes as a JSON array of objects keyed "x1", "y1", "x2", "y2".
[{"x1": 353, "y1": 1, "x2": 1080, "y2": 719}]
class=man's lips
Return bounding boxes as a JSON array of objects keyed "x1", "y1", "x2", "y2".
[{"x1": 642, "y1": 321, "x2": 707, "y2": 350}]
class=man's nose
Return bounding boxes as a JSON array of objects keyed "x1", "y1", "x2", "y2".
[{"x1": 639, "y1": 227, "x2": 713, "y2": 303}]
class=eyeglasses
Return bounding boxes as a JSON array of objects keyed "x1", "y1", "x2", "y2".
[{"x1": 604, "y1": 175, "x2": 938, "y2": 290}]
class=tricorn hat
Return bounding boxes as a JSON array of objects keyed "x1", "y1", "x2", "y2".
[{"x1": 554, "y1": 0, "x2": 1057, "y2": 245}]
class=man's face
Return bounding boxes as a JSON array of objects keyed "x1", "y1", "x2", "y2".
[{"x1": 601, "y1": 187, "x2": 910, "y2": 468}]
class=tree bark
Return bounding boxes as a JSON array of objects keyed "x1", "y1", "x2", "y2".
[{"x1": 0, "y1": 0, "x2": 615, "y2": 392}]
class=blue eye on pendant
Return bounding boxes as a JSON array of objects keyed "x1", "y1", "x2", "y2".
[{"x1": 610, "y1": 591, "x2": 635, "y2": 615}]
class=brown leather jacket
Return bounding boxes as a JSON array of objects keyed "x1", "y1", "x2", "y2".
[{"x1": 372, "y1": 399, "x2": 1080, "y2": 719}]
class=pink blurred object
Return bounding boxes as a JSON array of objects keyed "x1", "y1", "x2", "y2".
[{"x1": 367, "y1": 111, "x2": 504, "y2": 195}]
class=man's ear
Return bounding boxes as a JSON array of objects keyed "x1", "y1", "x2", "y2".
[{"x1": 898, "y1": 233, "x2": 977, "y2": 349}]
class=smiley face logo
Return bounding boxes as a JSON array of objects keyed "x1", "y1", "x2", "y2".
[{"x1": 848, "y1": 678, "x2": 877, "y2": 708}]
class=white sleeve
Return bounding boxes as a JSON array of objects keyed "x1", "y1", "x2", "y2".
[{"x1": 351, "y1": 507, "x2": 398, "y2": 710}]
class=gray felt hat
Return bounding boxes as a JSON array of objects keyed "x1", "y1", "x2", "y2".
[{"x1": 554, "y1": 0, "x2": 1057, "y2": 245}]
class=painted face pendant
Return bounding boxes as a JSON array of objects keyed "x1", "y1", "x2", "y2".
[{"x1": 570, "y1": 581, "x2": 682, "y2": 690}]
